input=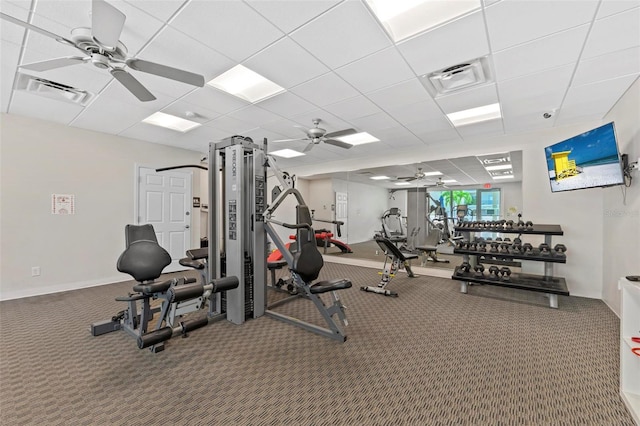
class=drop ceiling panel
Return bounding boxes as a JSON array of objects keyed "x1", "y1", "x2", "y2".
[
  {"x1": 596, "y1": 0, "x2": 640, "y2": 18},
  {"x1": 454, "y1": 119, "x2": 504, "y2": 139},
  {"x1": 404, "y1": 116, "x2": 456, "y2": 135},
  {"x1": 581, "y1": 7, "x2": 640, "y2": 60},
  {"x1": 492, "y1": 25, "x2": 589, "y2": 82},
  {"x1": 243, "y1": 37, "x2": 330, "y2": 89},
  {"x1": 126, "y1": 0, "x2": 186, "y2": 23},
  {"x1": 160, "y1": 100, "x2": 221, "y2": 124},
  {"x1": 367, "y1": 79, "x2": 433, "y2": 112},
  {"x1": 289, "y1": 1, "x2": 391, "y2": 69},
  {"x1": 260, "y1": 118, "x2": 313, "y2": 139},
  {"x1": 72, "y1": 95, "x2": 154, "y2": 135},
  {"x1": 9, "y1": 90, "x2": 83, "y2": 124},
  {"x1": 118, "y1": 122, "x2": 175, "y2": 144},
  {"x1": 397, "y1": 11, "x2": 489, "y2": 76},
  {"x1": 556, "y1": 74, "x2": 639, "y2": 124},
  {"x1": 335, "y1": 47, "x2": 416, "y2": 94},
  {"x1": 180, "y1": 87, "x2": 249, "y2": 116},
  {"x1": 349, "y1": 112, "x2": 400, "y2": 132},
  {"x1": 323, "y1": 95, "x2": 382, "y2": 121},
  {"x1": 573, "y1": 46, "x2": 640, "y2": 87},
  {"x1": 228, "y1": 105, "x2": 283, "y2": 127},
  {"x1": 170, "y1": 1, "x2": 283, "y2": 62},
  {"x1": 203, "y1": 115, "x2": 256, "y2": 135},
  {"x1": 244, "y1": 0, "x2": 341, "y2": 34},
  {"x1": 1, "y1": 2, "x2": 30, "y2": 44},
  {"x1": 1, "y1": 41, "x2": 20, "y2": 112},
  {"x1": 257, "y1": 92, "x2": 317, "y2": 118},
  {"x1": 387, "y1": 99, "x2": 443, "y2": 126},
  {"x1": 289, "y1": 72, "x2": 360, "y2": 107},
  {"x1": 135, "y1": 26, "x2": 235, "y2": 83},
  {"x1": 435, "y1": 83, "x2": 498, "y2": 114},
  {"x1": 241, "y1": 127, "x2": 288, "y2": 145},
  {"x1": 484, "y1": 0, "x2": 599, "y2": 52},
  {"x1": 289, "y1": 109, "x2": 352, "y2": 132}
]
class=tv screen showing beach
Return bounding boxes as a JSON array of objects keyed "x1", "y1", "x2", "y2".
[{"x1": 544, "y1": 122, "x2": 624, "y2": 193}]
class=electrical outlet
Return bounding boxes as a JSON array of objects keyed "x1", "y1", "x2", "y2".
[{"x1": 31, "y1": 266, "x2": 40, "y2": 277}]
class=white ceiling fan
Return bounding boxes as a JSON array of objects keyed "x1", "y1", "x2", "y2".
[
  {"x1": 272, "y1": 118, "x2": 357, "y2": 152},
  {"x1": 424, "y1": 177, "x2": 457, "y2": 189},
  {"x1": 397, "y1": 167, "x2": 430, "y2": 182},
  {"x1": 0, "y1": 0, "x2": 205, "y2": 102}
]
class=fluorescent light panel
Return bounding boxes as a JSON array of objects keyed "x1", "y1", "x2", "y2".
[
  {"x1": 492, "y1": 175, "x2": 514, "y2": 180},
  {"x1": 485, "y1": 164, "x2": 513, "y2": 171},
  {"x1": 442, "y1": 179, "x2": 457, "y2": 183},
  {"x1": 395, "y1": 182, "x2": 412, "y2": 186},
  {"x1": 447, "y1": 103, "x2": 502, "y2": 127},
  {"x1": 370, "y1": 175, "x2": 390, "y2": 180},
  {"x1": 367, "y1": 0, "x2": 481, "y2": 42},
  {"x1": 335, "y1": 132, "x2": 380, "y2": 146},
  {"x1": 421, "y1": 171, "x2": 443, "y2": 177},
  {"x1": 270, "y1": 149, "x2": 305, "y2": 158},
  {"x1": 207, "y1": 65, "x2": 285, "y2": 103},
  {"x1": 142, "y1": 112, "x2": 201, "y2": 133}
]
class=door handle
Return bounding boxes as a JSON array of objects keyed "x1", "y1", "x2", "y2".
[{"x1": 185, "y1": 225, "x2": 190, "y2": 229}]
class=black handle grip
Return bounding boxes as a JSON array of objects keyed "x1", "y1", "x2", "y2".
[
  {"x1": 137, "y1": 327, "x2": 173, "y2": 349},
  {"x1": 211, "y1": 276, "x2": 240, "y2": 293},
  {"x1": 170, "y1": 283, "x2": 204, "y2": 302},
  {"x1": 181, "y1": 317, "x2": 209, "y2": 333}
]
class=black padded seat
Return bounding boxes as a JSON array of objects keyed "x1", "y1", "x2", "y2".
[
  {"x1": 309, "y1": 278, "x2": 352, "y2": 294},
  {"x1": 375, "y1": 237, "x2": 419, "y2": 261},
  {"x1": 186, "y1": 248, "x2": 208, "y2": 260},
  {"x1": 414, "y1": 245, "x2": 437, "y2": 253},
  {"x1": 133, "y1": 280, "x2": 173, "y2": 295},
  {"x1": 179, "y1": 258, "x2": 205, "y2": 270},
  {"x1": 117, "y1": 224, "x2": 171, "y2": 283}
]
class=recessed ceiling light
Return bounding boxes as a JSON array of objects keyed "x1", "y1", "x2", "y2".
[
  {"x1": 370, "y1": 175, "x2": 390, "y2": 180},
  {"x1": 270, "y1": 149, "x2": 305, "y2": 158},
  {"x1": 442, "y1": 179, "x2": 457, "y2": 183},
  {"x1": 142, "y1": 111, "x2": 201, "y2": 132},
  {"x1": 366, "y1": 0, "x2": 481, "y2": 42},
  {"x1": 447, "y1": 103, "x2": 502, "y2": 127},
  {"x1": 207, "y1": 65, "x2": 285, "y2": 103},
  {"x1": 395, "y1": 181, "x2": 412, "y2": 186},
  {"x1": 421, "y1": 171, "x2": 443, "y2": 177},
  {"x1": 335, "y1": 132, "x2": 380, "y2": 146},
  {"x1": 485, "y1": 164, "x2": 513, "y2": 171},
  {"x1": 492, "y1": 175, "x2": 514, "y2": 180}
]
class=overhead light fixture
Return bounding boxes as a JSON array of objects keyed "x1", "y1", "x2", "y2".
[
  {"x1": 395, "y1": 182, "x2": 412, "y2": 186},
  {"x1": 421, "y1": 171, "x2": 443, "y2": 177},
  {"x1": 442, "y1": 179, "x2": 457, "y2": 183},
  {"x1": 270, "y1": 149, "x2": 305, "y2": 158},
  {"x1": 366, "y1": 0, "x2": 481, "y2": 42},
  {"x1": 492, "y1": 175, "x2": 514, "y2": 180},
  {"x1": 370, "y1": 175, "x2": 390, "y2": 180},
  {"x1": 335, "y1": 132, "x2": 380, "y2": 146},
  {"x1": 485, "y1": 164, "x2": 513, "y2": 171},
  {"x1": 142, "y1": 111, "x2": 201, "y2": 132},
  {"x1": 207, "y1": 65, "x2": 285, "y2": 103},
  {"x1": 447, "y1": 103, "x2": 501, "y2": 127}
]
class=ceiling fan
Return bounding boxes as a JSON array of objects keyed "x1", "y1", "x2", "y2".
[
  {"x1": 0, "y1": 0, "x2": 205, "y2": 102},
  {"x1": 425, "y1": 177, "x2": 456, "y2": 189},
  {"x1": 272, "y1": 118, "x2": 357, "y2": 152},
  {"x1": 397, "y1": 167, "x2": 430, "y2": 182}
]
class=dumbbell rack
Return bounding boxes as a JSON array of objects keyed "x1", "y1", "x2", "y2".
[{"x1": 451, "y1": 224, "x2": 569, "y2": 308}]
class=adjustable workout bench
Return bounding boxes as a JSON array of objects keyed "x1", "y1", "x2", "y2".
[
  {"x1": 90, "y1": 224, "x2": 238, "y2": 352},
  {"x1": 361, "y1": 237, "x2": 418, "y2": 297},
  {"x1": 415, "y1": 231, "x2": 450, "y2": 266}
]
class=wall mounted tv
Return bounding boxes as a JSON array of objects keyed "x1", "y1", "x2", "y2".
[{"x1": 544, "y1": 122, "x2": 624, "y2": 193}]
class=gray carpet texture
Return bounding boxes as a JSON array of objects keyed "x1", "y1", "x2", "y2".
[{"x1": 0, "y1": 262, "x2": 634, "y2": 425}]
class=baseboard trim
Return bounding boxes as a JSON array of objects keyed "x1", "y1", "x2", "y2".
[{"x1": 0, "y1": 274, "x2": 130, "y2": 301}]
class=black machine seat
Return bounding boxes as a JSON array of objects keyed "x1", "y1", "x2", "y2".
[
  {"x1": 375, "y1": 237, "x2": 419, "y2": 261},
  {"x1": 310, "y1": 278, "x2": 352, "y2": 294},
  {"x1": 290, "y1": 205, "x2": 325, "y2": 283},
  {"x1": 186, "y1": 248, "x2": 208, "y2": 260},
  {"x1": 117, "y1": 224, "x2": 171, "y2": 283},
  {"x1": 267, "y1": 259, "x2": 288, "y2": 270},
  {"x1": 179, "y1": 258, "x2": 205, "y2": 270}
]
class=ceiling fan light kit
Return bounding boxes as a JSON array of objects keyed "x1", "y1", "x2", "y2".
[{"x1": 1, "y1": 0, "x2": 205, "y2": 103}]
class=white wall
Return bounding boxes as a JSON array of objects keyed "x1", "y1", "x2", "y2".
[
  {"x1": 601, "y1": 79, "x2": 640, "y2": 315},
  {"x1": 333, "y1": 178, "x2": 388, "y2": 244},
  {"x1": 0, "y1": 114, "x2": 202, "y2": 300},
  {"x1": 500, "y1": 181, "x2": 523, "y2": 220}
]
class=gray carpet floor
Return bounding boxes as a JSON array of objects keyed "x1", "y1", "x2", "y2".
[{"x1": 0, "y1": 262, "x2": 634, "y2": 425}]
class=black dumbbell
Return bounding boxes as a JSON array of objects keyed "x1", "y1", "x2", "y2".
[
  {"x1": 488, "y1": 265, "x2": 500, "y2": 280},
  {"x1": 500, "y1": 267, "x2": 512, "y2": 281},
  {"x1": 506, "y1": 220, "x2": 514, "y2": 229},
  {"x1": 478, "y1": 241, "x2": 487, "y2": 252},
  {"x1": 525, "y1": 221, "x2": 534, "y2": 230},
  {"x1": 510, "y1": 243, "x2": 522, "y2": 254},
  {"x1": 522, "y1": 243, "x2": 534, "y2": 255},
  {"x1": 495, "y1": 237, "x2": 503, "y2": 242},
  {"x1": 503, "y1": 237, "x2": 511, "y2": 242},
  {"x1": 469, "y1": 242, "x2": 477, "y2": 251},
  {"x1": 474, "y1": 264, "x2": 485, "y2": 278},
  {"x1": 513, "y1": 237, "x2": 522, "y2": 245},
  {"x1": 538, "y1": 243, "x2": 551, "y2": 256},
  {"x1": 517, "y1": 220, "x2": 525, "y2": 229},
  {"x1": 553, "y1": 244, "x2": 567, "y2": 257},
  {"x1": 456, "y1": 262, "x2": 472, "y2": 276},
  {"x1": 500, "y1": 243, "x2": 510, "y2": 254},
  {"x1": 489, "y1": 242, "x2": 499, "y2": 253}
]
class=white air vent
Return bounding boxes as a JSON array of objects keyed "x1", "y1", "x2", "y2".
[
  {"x1": 421, "y1": 57, "x2": 490, "y2": 96},
  {"x1": 16, "y1": 73, "x2": 93, "y2": 105}
]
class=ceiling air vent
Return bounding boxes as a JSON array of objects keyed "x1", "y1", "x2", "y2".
[
  {"x1": 16, "y1": 73, "x2": 93, "y2": 105},
  {"x1": 421, "y1": 57, "x2": 490, "y2": 96}
]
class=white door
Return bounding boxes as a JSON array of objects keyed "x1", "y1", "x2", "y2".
[
  {"x1": 335, "y1": 191, "x2": 348, "y2": 242},
  {"x1": 137, "y1": 166, "x2": 192, "y2": 272}
]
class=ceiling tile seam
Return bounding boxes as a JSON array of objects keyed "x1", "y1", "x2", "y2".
[
  {"x1": 447, "y1": 158, "x2": 481, "y2": 184},
  {"x1": 554, "y1": 0, "x2": 606, "y2": 123},
  {"x1": 6, "y1": 3, "x2": 41, "y2": 117},
  {"x1": 242, "y1": 0, "x2": 347, "y2": 36},
  {"x1": 478, "y1": 1, "x2": 506, "y2": 138},
  {"x1": 598, "y1": 74, "x2": 640, "y2": 119}
]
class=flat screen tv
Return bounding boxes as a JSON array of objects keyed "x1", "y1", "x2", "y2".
[{"x1": 544, "y1": 122, "x2": 625, "y2": 193}]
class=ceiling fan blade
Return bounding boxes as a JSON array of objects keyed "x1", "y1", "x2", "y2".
[
  {"x1": 110, "y1": 68, "x2": 156, "y2": 102},
  {"x1": 91, "y1": 0, "x2": 126, "y2": 51},
  {"x1": 21, "y1": 56, "x2": 88, "y2": 72},
  {"x1": 0, "y1": 12, "x2": 80, "y2": 50},
  {"x1": 325, "y1": 128, "x2": 357, "y2": 139},
  {"x1": 303, "y1": 142, "x2": 315, "y2": 153},
  {"x1": 125, "y1": 58, "x2": 205, "y2": 87},
  {"x1": 324, "y1": 139, "x2": 353, "y2": 149}
]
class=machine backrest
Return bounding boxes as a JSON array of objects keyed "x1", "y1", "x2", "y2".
[
  {"x1": 375, "y1": 237, "x2": 410, "y2": 261},
  {"x1": 291, "y1": 205, "x2": 323, "y2": 283},
  {"x1": 117, "y1": 224, "x2": 172, "y2": 283}
]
